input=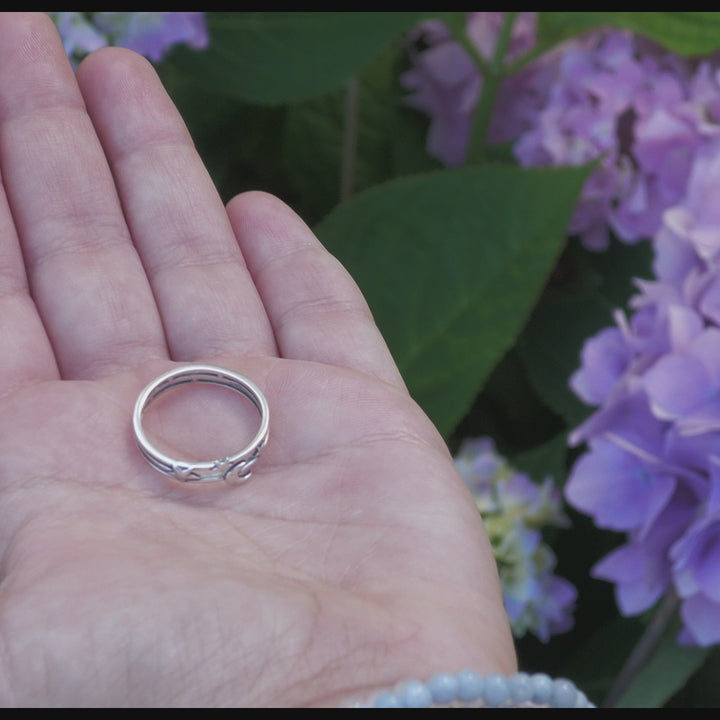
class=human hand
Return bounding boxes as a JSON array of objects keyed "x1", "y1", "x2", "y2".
[{"x1": 0, "y1": 13, "x2": 515, "y2": 707}]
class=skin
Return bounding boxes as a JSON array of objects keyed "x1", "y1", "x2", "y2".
[{"x1": 0, "y1": 13, "x2": 516, "y2": 707}]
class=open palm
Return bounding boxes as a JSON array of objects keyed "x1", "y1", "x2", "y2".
[{"x1": 0, "y1": 14, "x2": 515, "y2": 707}]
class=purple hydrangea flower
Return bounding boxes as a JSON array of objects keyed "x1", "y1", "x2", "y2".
[
  {"x1": 455, "y1": 437, "x2": 575, "y2": 642},
  {"x1": 93, "y1": 12, "x2": 209, "y2": 63},
  {"x1": 661, "y1": 139, "x2": 720, "y2": 263},
  {"x1": 565, "y1": 437, "x2": 677, "y2": 534},
  {"x1": 569, "y1": 325, "x2": 633, "y2": 407},
  {"x1": 670, "y1": 459, "x2": 720, "y2": 646},
  {"x1": 403, "y1": 16, "x2": 720, "y2": 251},
  {"x1": 592, "y1": 476, "x2": 700, "y2": 616},
  {"x1": 50, "y1": 12, "x2": 209, "y2": 64},
  {"x1": 566, "y1": 132, "x2": 720, "y2": 646},
  {"x1": 514, "y1": 30, "x2": 709, "y2": 250},
  {"x1": 49, "y1": 12, "x2": 109, "y2": 59},
  {"x1": 642, "y1": 327, "x2": 720, "y2": 435},
  {"x1": 400, "y1": 12, "x2": 544, "y2": 166}
]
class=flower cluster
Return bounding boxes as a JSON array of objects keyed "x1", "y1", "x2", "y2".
[
  {"x1": 566, "y1": 133, "x2": 720, "y2": 646},
  {"x1": 454, "y1": 437, "x2": 576, "y2": 642},
  {"x1": 401, "y1": 14, "x2": 720, "y2": 251},
  {"x1": 513, "y1": 30, "x2": 720, "y2": 251},
  {"x1": 49, "y1": 12, "x2": 209, "y2": 65},
  {"x1": 400, "y1": 12, "x2": 545, "y2": 167}
]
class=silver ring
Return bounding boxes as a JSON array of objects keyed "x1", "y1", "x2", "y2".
[{"x1": 133, "y1": 364, "x2": 269, "y2": 484}]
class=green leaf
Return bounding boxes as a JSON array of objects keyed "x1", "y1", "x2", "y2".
[
  {"x1": 615, "y1": 616, "x2": 710, "y2": 708},
  {"x1": 668, "y1": 648, "x2": 720, "y2": 707},
  {"x1": 163, "y1": 12, "x2": 429, "y2": 105},
  {"x1": 511, "y1": 433, "x2": 569, "y2": 488},
  {"x1": 557, "y1": 615, "x2": 646, "y2": 707},
  {"x1": 283, "y1": 41, "x2": 430, "y2": 222},
  {"x1": 518, "y1": 287, "x2": 610, "y2": 428},
  {"x1": 538, "y1": 12, "x2": 720, "y2": 56},
  {"x1": 451, "y1": 346, "x2": 566, "y2": 460},
  {"x1": 315, "y1": 164, "x2": 590, "y2": 437},
  {"x1": 283, "y1": 41, "x2": 440, "y2": 224}
]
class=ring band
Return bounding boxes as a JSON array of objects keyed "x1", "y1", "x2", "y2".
[{"x1": 133, "y1": 364, "x2": 269, "y2": 484}]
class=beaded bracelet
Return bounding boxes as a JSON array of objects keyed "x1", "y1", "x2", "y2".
[{"x1": 341, "y1": 670, "x2": 596, "y2": 708}]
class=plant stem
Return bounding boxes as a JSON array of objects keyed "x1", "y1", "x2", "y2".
[
  {"x1": 464, "y1": 11, "x2": 517, "y2": 165},
  {"x1": 340, "y1": 75, "x2": 359, "y2": 204},
  {"x1": 603, "y1": 592, "x2": 682, "y2": 708}
]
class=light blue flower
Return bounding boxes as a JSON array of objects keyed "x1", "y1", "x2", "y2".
[{"x1": 455, "y1": 437, "x2": 576, "y2": 642}]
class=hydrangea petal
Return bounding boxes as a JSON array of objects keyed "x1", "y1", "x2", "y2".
[
  {"x1": 672, "y1": 516, "x2": 720, "y2": 602},
  {"x1": 565, "y1": 439, "x2": 673, "y2": 531},
  {"x1": 592, "y1": 543, "x2": 668, "y2": 615},
  {"x1": 568, "y1": 390, "x2": 666, "y2": 456},
  {"x1": 706, "y1": 457, "x2": 720, "y2": 513},
  {"x1": 664, "y1": 426, "x2": 720, "y2": 473},
  {"x1": 642, "y1": 352, "x2": 708, "y2": 420},
  {"x1": 698, "y1": 274, "x2": 720, "y2": 325},
  {"x1": 570, "y1": 327, "x2": 631, "y2": 406},
  {"x1": 653, "y1": 224, "x2": 703, "y2": 286},
  {"x1": 679, "y1": 594, "x2": 720, "y2": 646}
]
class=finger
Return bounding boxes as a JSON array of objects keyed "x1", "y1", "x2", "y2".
[
  {"x1": 0, "y1": 171, "x2": 60, "y2": 395},
  {"x1": 76, "y1": 48, "x2": 278, "y2": 362},
  {"x1": 0, "y1": 14, "x2": 168, "y2": 380},
  {"x1": 227, "y1": 191, "x2": 406, "y2": 388}
]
